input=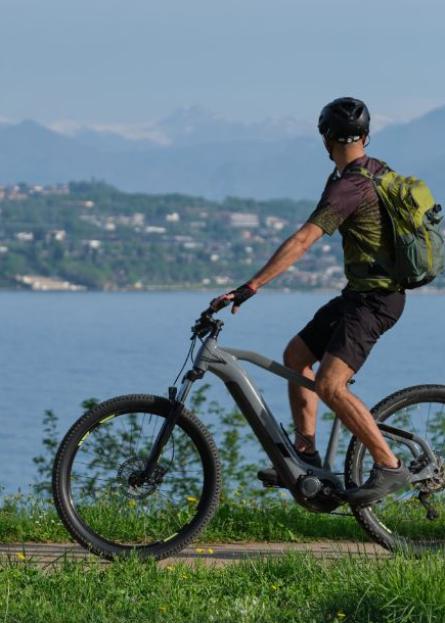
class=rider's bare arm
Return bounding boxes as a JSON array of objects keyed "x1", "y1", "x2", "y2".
[
  {"x1": 210, "y1": 222, "x2": 324, "y2": 313},
  {"x1": 248, "y1": 222, "x2": 324, "y2": 290}
]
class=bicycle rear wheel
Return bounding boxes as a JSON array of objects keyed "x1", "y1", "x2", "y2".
[
  {"x1": 345, "y1": 385, "x2": 445, "y2": 553},
  {"x1": 53, "y1": 394, "x2": 221, "y2": 560}
]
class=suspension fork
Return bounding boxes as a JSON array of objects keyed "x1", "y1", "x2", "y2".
[{"x1": 138, "y1": 372, "x2": 201, "y2": 482}]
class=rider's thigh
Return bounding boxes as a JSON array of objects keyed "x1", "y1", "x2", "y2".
[{"x1": 284, "y1": 334, "x2": 318, "y2": 371}]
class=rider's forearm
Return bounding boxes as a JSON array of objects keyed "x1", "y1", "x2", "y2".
[{"x1": 247, "y1": 232, "x2": 310, "y2": 290}]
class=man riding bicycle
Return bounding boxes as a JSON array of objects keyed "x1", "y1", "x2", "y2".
[{"x1": 211, "y1": 96, "x2": 410, "y2": 505}]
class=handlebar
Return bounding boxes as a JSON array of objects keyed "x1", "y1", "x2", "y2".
[{"x1": 191, "y1": 301, "x2": 229, "y2": 339}]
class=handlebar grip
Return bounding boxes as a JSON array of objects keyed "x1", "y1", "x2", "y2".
[{"x1": 208, "y1": 297, "x2": 232, "y2": 314}]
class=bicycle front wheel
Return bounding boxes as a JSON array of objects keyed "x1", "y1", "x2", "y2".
[
  {"x1": 53, "y1": 394, "x2": 221, "y2": 560},
  {"x1": 345, "y1": 384, "x2": 445, "y2": 553}
]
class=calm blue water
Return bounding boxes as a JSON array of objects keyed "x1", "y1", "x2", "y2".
[{"x1": 0, "y1": 290, "x2": 444, "y2": 493}]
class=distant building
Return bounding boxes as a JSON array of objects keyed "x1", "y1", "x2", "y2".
[
  {"x1": 166, "y1": 212, "x2": 180, "y2": 223},
  {"x1": 87, "y1": 240, "x2": 101, "y2": 250},
  {"x1": 228, "y1": 213, "x2": 259, "y2": 228},
  {"x1": 214, "y1": 276, "x2": 231, "y2": 285},
  {"x1": 47, "y1": 229, "x2": 66, "y2": 242},
  {"x1": 16, "y1": 232, "x2": 34, "y2": 242},
  {"x1": 146, "y1": 226, "x2": 166, "y2": 234},
  {"x1": 9, "y1": 189, "x2": 27, "y2": 201},
  {"x1": 265, "y1": 216, "x2": 287, "y2": 230},
  {"x1": 45, "y1": 184, "x2": 69, "y2": 196},
  {"x1": 132, "y1": 213, "x2": 145, "y2": 227},
  {"x1": 183, "y1": 241, "x2": 202, "y2": 250},
  {"x1": 16, "y1": 275, "x2": 86, "y2": 291}
]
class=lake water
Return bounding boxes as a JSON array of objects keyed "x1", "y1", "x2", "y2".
[{"x1": 0, "y1": 290, "x2": 444, "y2": 494}]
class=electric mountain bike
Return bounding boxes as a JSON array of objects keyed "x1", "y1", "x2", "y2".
[{"x1": 53, "y1": 305, "x2": 445, "y2": 559}]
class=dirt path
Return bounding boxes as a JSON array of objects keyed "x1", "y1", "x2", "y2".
[{"x1": 0, "y1": 541, "x2": 389, "y2": 568}]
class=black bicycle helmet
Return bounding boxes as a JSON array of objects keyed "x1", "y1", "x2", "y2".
[{"x1": 318, "y1": 97, "x2": 370, "y2": 143}]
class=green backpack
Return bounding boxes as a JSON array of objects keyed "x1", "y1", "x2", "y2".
[{"x1": 350, "y1": 162, "x2": 445, "y2": 289}]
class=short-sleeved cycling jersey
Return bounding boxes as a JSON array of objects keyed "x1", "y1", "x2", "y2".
[{"x1": 307, "y1": 155, "x2": 399, "y2": 292}]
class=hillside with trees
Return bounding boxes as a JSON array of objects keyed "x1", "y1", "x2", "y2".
[
  {"x1": 1, "y1": 181, "x2": 443, "y2": 291},
  {"x1": 0, "y1": 181, "x2": 350, "y2": 290}
]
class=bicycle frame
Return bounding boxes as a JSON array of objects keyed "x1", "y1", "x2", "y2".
[
  {"x1": 175, "y1": 335, "x2": 346, "y2": 508},
  {"x1": 145, "y1": 323, "x2": 436, "y2": 511}
]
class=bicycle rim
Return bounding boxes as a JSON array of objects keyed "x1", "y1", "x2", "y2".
[{"x1": 57, "y1": 399, "x2": 217, "y2": 552}]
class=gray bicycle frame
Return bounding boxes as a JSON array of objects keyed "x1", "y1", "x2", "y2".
[{"x1": 175, "y1": 334, "x2": 435, "y2": 503}]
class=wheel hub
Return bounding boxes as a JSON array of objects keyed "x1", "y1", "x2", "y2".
[{"x1": 117, "y1": 457, "x2": 167, "y2": 500}]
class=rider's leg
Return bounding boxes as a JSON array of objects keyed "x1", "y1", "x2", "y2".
[
  {"x1": 257, "y1": 336, "x2": 321, "y2": 485},
  {"x1": 315, "y1": 353, "x2": 398, "y2": 468},
  {"x1": 283, "y1": 335, "x2": 319, "y2": 453}
]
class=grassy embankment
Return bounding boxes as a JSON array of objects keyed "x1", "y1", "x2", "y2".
[{"x1": 0, "y1": 553, "x2": 443, "y2": 622}]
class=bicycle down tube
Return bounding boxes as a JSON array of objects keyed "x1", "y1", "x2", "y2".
[{"x1": 187, "y1": 336, "x2": 345, "y2": 503}]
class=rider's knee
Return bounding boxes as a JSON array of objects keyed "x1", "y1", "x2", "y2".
[{"x1": 314, "y1": 375, "x2": 347, "y2": 406}]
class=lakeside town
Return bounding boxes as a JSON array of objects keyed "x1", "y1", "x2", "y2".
[{"x1": 0, "y1": 181, "x2": 443, "y2": 292}]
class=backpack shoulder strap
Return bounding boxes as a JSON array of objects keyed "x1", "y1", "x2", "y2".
[{"x1": 347, "y1": 165, "x2": 375, "y2": 181}]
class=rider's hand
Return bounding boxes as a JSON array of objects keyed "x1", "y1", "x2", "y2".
[{"x1": 210, "y1": 283, "x2": 257, "y2": 314}]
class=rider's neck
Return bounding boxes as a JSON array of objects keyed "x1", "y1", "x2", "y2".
[{"x1": 332, "y1": 143, "x2": 366, "y2": 175}]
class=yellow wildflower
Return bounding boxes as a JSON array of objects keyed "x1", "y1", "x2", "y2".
[{"x1": 195, "y1": 547, "x2": 214, "y2": 555}]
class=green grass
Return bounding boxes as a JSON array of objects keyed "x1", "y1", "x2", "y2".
[
  {"x1": 0, "y1": 494, "x2": 365, "y2": 543},
  {"x1": 0, "y1": 552, "x2": 443, "y2": 622},
  {"x1": 2, "y1": 493, "x2": 445, "y2": 545}
]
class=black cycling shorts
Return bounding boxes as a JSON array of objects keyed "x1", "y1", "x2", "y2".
[{"x1": 298, "y1": 289, "x2": 406, "y2": 372}]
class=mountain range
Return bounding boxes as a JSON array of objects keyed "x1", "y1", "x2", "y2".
[{"x1": 0, "y1": 106, "x2": 444, "y2": 201}]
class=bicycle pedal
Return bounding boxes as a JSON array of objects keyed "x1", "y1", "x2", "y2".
[{"x1": 261, "y1": 481, "x2": 281, "y2": 489}]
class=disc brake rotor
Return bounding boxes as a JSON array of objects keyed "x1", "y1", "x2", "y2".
[{"x1": 117, "y1": 457, "x2": 168, "y2": 500}]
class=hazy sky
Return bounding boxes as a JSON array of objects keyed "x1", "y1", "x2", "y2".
[{"x1": 1, "y1": 0, "x2": 444, "y2": 128}]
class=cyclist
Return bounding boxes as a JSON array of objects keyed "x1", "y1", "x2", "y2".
[{"x1": 211, "y1": 97, "x2": 410, "y2": 505}]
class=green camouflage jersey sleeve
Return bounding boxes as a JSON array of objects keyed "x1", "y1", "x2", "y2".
[{"x1": 308, "y1": 171, "x2": 364, "y2": 235}]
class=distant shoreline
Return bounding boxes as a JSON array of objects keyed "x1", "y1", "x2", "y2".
[{"x1": 1, "y1": 286, "x2": 445, "y2": 295}]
